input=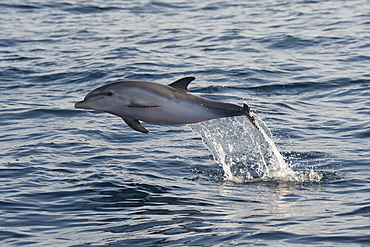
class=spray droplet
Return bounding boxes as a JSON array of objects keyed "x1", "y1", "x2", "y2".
[{"x1": 191, "y1": 115, "x2": 320, "y2": 183}]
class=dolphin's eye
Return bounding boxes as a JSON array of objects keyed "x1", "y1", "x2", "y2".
[{"x1": 107, "y1": 91, "x2": 113, "y2": 96}]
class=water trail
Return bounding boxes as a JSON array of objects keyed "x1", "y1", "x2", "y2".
[{"x1": 191, "y1": 115, "x2": 321, "y2": 183}]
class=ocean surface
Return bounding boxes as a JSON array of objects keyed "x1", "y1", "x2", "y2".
[{"x1": 1, "y1": 0, "x2": 369, "y2": 246}]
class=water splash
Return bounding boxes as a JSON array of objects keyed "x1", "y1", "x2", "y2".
[{"x1": 190, "y1": 115, "x2": 322, "y2": 183}]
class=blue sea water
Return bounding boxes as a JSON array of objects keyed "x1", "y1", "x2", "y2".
[{"x1": 1, "y1": 0, "x2": 370, "y2": 246}]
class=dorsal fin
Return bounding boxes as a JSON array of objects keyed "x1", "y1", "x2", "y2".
[{"x1": 168, "y1": 77, "x2": 195, "y2": 92}]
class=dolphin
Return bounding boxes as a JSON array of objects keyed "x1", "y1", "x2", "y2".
[{"x1": 75, "y1": 77, "x2": 258, "y2": 133}]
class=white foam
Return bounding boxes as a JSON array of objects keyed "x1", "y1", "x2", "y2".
[{"x1": 191, "y1": 114, "x2": 322, "y2": 183}]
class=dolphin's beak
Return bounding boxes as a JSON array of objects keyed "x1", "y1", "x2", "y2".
[
  {"x1": 74, "y1": 101, "x2": 87, "y2": 109},
  {"x1": 74, "y1": 97, "x2": 103, "y2": 109}
]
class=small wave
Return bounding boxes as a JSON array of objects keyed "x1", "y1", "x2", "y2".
[
  {"x1": 256, "y1": 34, "x2": 321, "y2": 50},
  {"x1": 0, "y1": 3, "x2": 40, "y2": 10},
  {"x1": 64, "y1": 5, "x2": 122, "y2": 14}
]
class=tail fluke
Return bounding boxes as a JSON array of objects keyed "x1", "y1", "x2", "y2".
[{"x1": 242, "y1": 103, "x2": 261, "y2": 132}]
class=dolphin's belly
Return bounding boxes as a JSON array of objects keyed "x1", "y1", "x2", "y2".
[
  {"x1": 131, "y1": 104, "x2": 208, "y2": 124},
  {"x1": 132, "y1": 101, "x2": 241, "y2": 125}
]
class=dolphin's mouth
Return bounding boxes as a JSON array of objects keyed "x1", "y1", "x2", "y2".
[{"x1": 74, "y1": 97, "x2": 103, "y2": 109}]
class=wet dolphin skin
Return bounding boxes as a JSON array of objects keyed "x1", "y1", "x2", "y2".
[{"x1": 75, "y1": 77, "x2": 254, "y2": 133}]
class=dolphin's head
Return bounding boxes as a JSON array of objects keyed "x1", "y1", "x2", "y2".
[{"x1": 75, "y1": 82, "x2": 127, "y2": 114}]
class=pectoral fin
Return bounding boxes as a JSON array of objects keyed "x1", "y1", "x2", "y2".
[{"x1": 122, "y1": 117, "x2": 149, "y2": 133}]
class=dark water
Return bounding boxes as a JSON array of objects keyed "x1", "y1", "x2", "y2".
[{"x1": 1, "y1": 0, "x2": 370, "y2": 246}]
